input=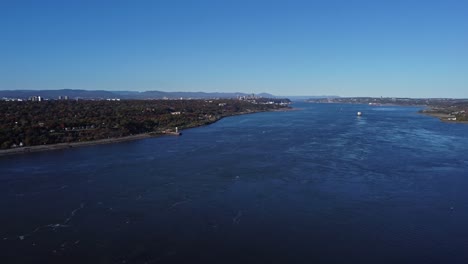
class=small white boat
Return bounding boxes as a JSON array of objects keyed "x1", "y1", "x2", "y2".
[{"x1": 357, "y1": 111, "x2": 362, "y2": 116}]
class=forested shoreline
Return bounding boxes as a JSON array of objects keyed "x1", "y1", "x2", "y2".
[{"x1": 0, "y1": 98, "x2": 290, "y2": 149}]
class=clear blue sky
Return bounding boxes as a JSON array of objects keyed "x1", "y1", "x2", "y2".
[{"x1": 1, "y1": 0, "x2": 467, "y2": 97}]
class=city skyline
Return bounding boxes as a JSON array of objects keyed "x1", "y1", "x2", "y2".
[{"x1": 1, "y1": 0, "x2": 468, "y2": 98}]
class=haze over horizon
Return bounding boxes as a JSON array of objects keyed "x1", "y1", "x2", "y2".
[{"x1": 1, "y1": 0, "x2": 468, "y2": 98}]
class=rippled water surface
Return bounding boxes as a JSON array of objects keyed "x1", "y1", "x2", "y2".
[{"x1": 2, "y1": 103, "x2": 468, "y2": 263}]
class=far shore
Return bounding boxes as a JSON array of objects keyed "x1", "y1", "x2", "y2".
[
  {"x1": 308, "y1": 101, "x2": 468, "y2": 125},
  {"x1": 0, "y1": 133, "x2": 157, "y2": 157},
  {"x1": 0, "y1": 107, "x2": 293, "y2": 157},
  {"x1": 419, "y1": 111, "x2": 468, "y2": 124}
]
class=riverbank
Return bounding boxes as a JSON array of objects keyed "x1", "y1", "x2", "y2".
[
  {"x1": 0, "y1": 133, "x2": 157, "y2": 156},
  {"x1": 0, "y1": 107, "x2": 292, "y2": 157},
  {"x1": 419, "y1": 111, "x2": 468, "y2": 124}
]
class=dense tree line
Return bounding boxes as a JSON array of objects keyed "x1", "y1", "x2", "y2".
[{"x1": 0, "y1": 99, "x2": 289, "y2": 149}]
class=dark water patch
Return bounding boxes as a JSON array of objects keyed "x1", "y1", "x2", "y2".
[{"x1": 1, "y1": 103, "x2": 468, "y2": 263}]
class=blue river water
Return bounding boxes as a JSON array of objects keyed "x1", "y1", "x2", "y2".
[{"x1": 1, "y1": 102, "x2": 468, "y2": 263}]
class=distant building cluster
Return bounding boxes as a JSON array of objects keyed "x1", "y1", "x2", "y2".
[
  {"x1": 1, "y1": 97, "x2": 24, "y2": 101},
  {"x1": 0, "y1": 92, "x2": 291, "y2": 106},
  {"x1": 237, "y1": 93, "x2": 260, "y2": 101},
  {"x1": 237, "y1": 93, "x2": 291, "y2": 106},
  {"x1": 0, "y1": 95, "x2": 126, "y2": 102},
  {"x1": 28, "y1": 96, "x2": 43, "y2": 102}
]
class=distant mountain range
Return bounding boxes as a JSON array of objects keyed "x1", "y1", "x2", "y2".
[{"x1": 0, "y1": 89, "x2": 277, "y2": 100}]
